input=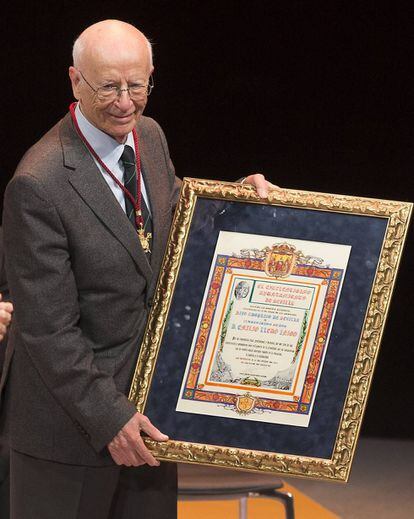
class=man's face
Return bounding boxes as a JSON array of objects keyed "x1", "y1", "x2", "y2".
[{"x1": 69, "y1": 42, "x2": 152, "y2": 143}]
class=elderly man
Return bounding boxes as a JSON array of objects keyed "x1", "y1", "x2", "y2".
[{"x1": 3, "y1": 20, "x2": 271, "y2": 519}]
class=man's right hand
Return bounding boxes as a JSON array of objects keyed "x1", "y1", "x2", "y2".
[{"x1": 107, "y1": 412, "x2": 169, "y2": 467}]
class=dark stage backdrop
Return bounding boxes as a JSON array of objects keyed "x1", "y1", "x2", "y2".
[{"x1": 1, "y1": 1, "x2": 413, "y2": 439}]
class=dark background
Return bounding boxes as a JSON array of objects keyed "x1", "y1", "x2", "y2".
[{"x1": 1, "y1": 1, "x2": 413, "y2": 438}]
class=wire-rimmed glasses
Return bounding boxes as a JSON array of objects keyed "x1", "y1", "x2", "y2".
[{"x1": 79, "y1": 70, "x2": 154, "y2": 102}]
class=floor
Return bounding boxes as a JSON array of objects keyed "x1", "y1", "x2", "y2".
[
  {"x1": 290, "y1": 437, "x2": 414, "y2": 519},
  {"x1": 178, "y1": 437, "x2": 414, "y2": 518}
]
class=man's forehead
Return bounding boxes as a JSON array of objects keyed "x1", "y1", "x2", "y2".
[
  {"x1": 93, "y1": 66, "x2": 150, "y2": 83},
  {"x1": 81, "y1": 42, "x2": 151, "y2": 74}
]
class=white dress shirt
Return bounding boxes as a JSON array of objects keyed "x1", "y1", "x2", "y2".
[{"x1": 75, "y1": 103, "x2": 151, "y2": 215}]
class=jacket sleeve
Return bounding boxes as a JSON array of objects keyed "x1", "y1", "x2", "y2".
[{"x1": 3, "y1": 173, "x2": 137, "y2": 453}]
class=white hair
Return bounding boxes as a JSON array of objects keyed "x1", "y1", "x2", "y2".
[{"x1": 72, "y1": 37, "x2": 85, "y2": 68}]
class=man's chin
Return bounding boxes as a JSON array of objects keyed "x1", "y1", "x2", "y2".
[{"x1": 106, "y1": 120, "x2": 139, "y2": 142}]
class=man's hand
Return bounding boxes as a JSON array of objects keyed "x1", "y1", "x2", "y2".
[
  {"x1": 107, "y1": 412, "x2": 169, "y2": 467},
  {"x1": 0, "y1": 294, "x2": 13, "y2": 341},
  {"x1": 243, "y1": 173, "x2": 278, "y2": 199}
]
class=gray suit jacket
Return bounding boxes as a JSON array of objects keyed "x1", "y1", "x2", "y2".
[{"x1": 2, "y1": 113, "x2": 181, "y2": 466}]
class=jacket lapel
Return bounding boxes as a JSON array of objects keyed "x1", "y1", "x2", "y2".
[
  {"x1": 60, "y1": 114, "x2": 153, "y2": 286},
  {"x1": 140, "y1": 145, "x2": 163, "y2": 265},
  {"x1": 138, "y1": 127, "x2": 171, "y2": 290}
]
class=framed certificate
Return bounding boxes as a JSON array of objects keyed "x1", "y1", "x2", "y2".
[{"x1": 129, "y1": 178, "x2": 412, "y2": 481}]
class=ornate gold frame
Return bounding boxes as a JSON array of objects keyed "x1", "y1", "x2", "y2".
[{"x1": 129, "y1": 178, "x2": 412, "y2": 482}]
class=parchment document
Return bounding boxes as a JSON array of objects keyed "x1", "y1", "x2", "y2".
[{"x1": 176, "y1": 231, "x2": 351, "y2": 427}]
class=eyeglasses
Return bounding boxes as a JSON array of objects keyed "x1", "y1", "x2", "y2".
[{"x1": 79, "y1": 70, "x2": 154, "y2": 101}]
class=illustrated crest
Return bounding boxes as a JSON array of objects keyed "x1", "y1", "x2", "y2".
[
  {"x1": 235, "y1": 393, "x2": 257, "y2": 415},
  {"x1": 264, "y1": 243, "x2": 299, "y2": 278}
]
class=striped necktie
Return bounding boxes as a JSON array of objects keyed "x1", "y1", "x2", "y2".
[{"x1": 120, "y1": 145, "x2": 153, "y2": 248}]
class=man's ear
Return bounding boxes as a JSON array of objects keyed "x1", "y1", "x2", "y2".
[{"x1": 69, "y1": 66, "x2": 81, "y2": 100}]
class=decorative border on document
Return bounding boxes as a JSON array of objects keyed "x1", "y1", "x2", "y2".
[{"x1": 181, "y1": 255, "x2": 342, "y2": 419}]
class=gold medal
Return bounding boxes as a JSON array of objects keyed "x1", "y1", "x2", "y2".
[{"x1": 137, "y1": 225, "x2": 152, "y2": 254}]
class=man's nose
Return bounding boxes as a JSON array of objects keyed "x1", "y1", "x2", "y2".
[{"x1": 115, "y1": 89, "x2": 133, "y2": 110}]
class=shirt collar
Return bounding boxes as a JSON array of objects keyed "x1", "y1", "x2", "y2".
[{"x1": 75, "y1": 103, "x2": 135, "y2": 170}]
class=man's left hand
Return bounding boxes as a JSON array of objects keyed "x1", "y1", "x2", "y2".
[{"x1": 243, "y1": 173, "x2": 278, "y2": 198}]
